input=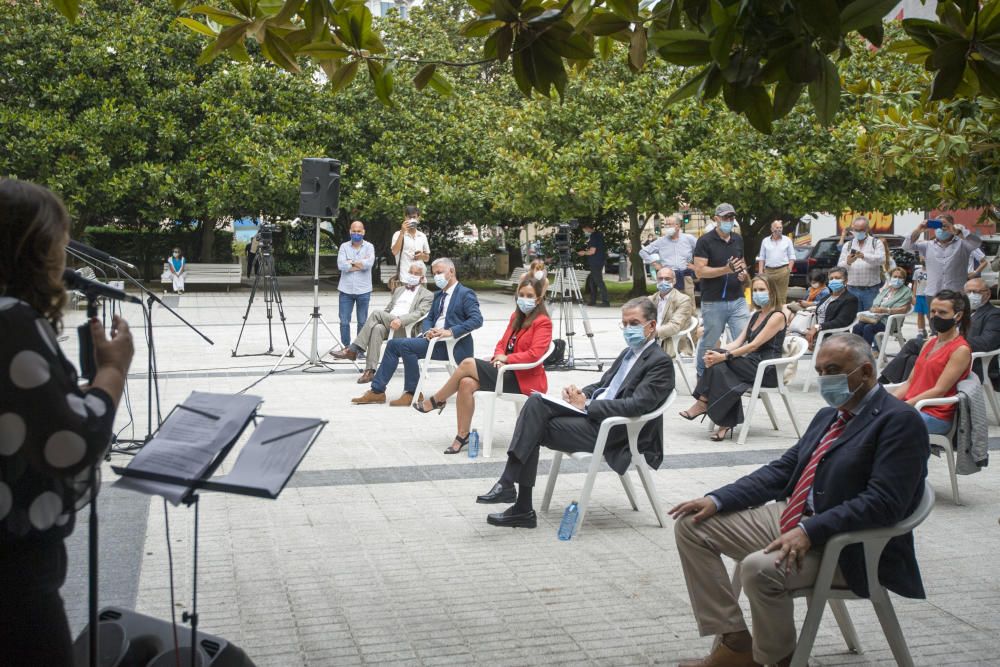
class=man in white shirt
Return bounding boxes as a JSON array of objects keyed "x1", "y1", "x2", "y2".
[
  {"x1": 390, "y1": 205, "x2": 431, "y2": 278},
  {"x1": 756, "y1": 220, "x2": 796, "y2": 307},
  {"x1": 837, "y1": 216, "x2": 885, "y2": 311},
  {"x1": 639, "y1": 214, "x2": 698, "y2": 303},
  {"x1": 333, "y1": 262, "x2": 433, "y2": 383}
]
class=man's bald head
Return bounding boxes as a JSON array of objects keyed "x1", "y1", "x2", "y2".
[{"x1": 657, "y1": 267, "x2": 676, "y2": 282}]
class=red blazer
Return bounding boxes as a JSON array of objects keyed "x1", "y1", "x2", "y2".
[{"x1": 493, "y1": 313, "x2": 552, "y2": 395}]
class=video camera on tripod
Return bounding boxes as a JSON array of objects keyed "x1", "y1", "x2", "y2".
[
  {"x1": 256, "y1": 222, "x2": 278, "y2": 257},
  {"x1": 553, "y1": 219, "x2": 578, "y2": 266}
]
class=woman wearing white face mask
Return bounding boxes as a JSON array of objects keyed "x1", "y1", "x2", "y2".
[
  {"x1": 852, "y1": 267, "x2": 912, "y2": 347},
  {"x1": 522, "y1": 259, "x2": 549, "y2": 297},
  {"x1": 414, "y1": 279, "x2": 553, "y2": 454},
  {"x1": 167, "y1": 247, "x2": 186, "y2": 294},
  {"x1": 679, "y1": 276, "x2": 787, "y2": 440}
]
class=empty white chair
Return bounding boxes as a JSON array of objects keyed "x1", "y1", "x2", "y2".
[
  {"x1": 670, "y1": 317, "x2": 699, "y2": 394},
  {"x1": 802, "y1": 321, "x2": 856, "y2": 391},
  {"x1": 479, "y1": 341, "x2": 556, "y2": 458},
  {"x1": 736, "y1": 335, "x2": 807, "y2": 445},
  {"x1": 410, "y1": 332, "x2": 471, "y2": 406},
  {"x1": 541, "y1": 391, "x2": 676, "y2": 535},
  {"x1": 873, "y1": 310, "x2": 910, "y2": 370},
  {"x1": 970, "y1": 349, "x2": 1000, "y2": 425}
]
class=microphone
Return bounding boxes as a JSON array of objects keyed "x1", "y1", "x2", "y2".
[
  {"x1": 68, "y1": 239, "x2": 138, "y2": 271},
  {"x1": 63, "y1": 269, "x2": 142, "y2": 304}
]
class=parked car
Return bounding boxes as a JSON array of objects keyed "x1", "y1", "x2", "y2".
[
  {"x1": 977, "y1": 235, "x2": 1000, "y2": 297},
  {"x1": 789, "y1": 245, "x2": 812, "y2": 287},
  {"x1": 806, "y1": 234, "x2": 916, "y2": 283}
]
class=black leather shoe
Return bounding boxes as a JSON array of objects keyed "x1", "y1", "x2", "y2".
[
  {"x1": 487, "y1": 507, "x2": 537, "y2": 528},
  {"x1": 476, "y1": 482, "x2": 516, "y2": 504}
]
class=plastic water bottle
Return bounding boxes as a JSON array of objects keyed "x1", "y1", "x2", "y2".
[
  {"x1": 468, "y1": 429, "x2": 480, "y2": 459},
  {"x1": 558, "y1": 501, "x2": 579, "y2": 540}
]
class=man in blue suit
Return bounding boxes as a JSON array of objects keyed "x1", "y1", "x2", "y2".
[
  {"x1": 670, "y1": 333, "x2": 929, "y2": 667},
  {"x1": 352, "y1": 257, "x2": 483, "y2": 406}
]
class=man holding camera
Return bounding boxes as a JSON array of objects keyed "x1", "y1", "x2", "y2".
[
  {"x1": 692, "y1": 203, "x2": 750, "y2": 377},
  {"x1": 903, "y1": 213, "x2": 981, "y2": 297},
  {"x1": 836, "y1": 216, "x2": 884, "y2": 312},
  {"x1": 391, "y1": 205, "x2": 431, "y2": 278}
]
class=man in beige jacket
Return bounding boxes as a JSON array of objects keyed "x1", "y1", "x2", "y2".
[
  {"x1": 651, "y1": 267, "x2": 695, "y2": 357},
  {"x1": 332, "y1": 262, "x2": 433, "y2": 383}
]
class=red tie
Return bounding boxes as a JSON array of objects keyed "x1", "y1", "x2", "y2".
[{"x1": 779, "y1": 411, "x2": 852, "y2": 534}]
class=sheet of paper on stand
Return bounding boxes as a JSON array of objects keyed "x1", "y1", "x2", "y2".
[{"x1": 114, "y1": 391, "x2": 262, "y2": 504}]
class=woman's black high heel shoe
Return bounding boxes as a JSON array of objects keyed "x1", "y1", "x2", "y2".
[
  {"x1": 414, "y1": 395, "x2": 447, "y2": 414},
  {"x1": 710, "y1": 426, "x2": 734, "y2": 442},
  {"x1": 679, "y1": 409, "x2": 708, "y2": 422},
  {"x1": 444, "y1": 433, "x2": 469, "y2": 454}
]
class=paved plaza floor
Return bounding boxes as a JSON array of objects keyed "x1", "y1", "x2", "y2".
[{"x1": 61, "y1": 287, "x2": 1000, "y2": 666}]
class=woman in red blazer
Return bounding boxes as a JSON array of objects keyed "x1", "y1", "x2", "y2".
[{"x1": 415, "y1": 278, "x2": 553, "y2": 454}]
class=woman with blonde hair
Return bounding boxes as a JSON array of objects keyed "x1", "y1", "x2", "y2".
[
  {"x1": 522, "y1": 259, "x2": 549, "y2": 297},
  {"x1": 679, "y1": 275, "x2": 787, "y2": 440}
]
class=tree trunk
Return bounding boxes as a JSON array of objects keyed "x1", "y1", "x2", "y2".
[
  {"x1": 506, "y1": 226, "x2": 523, "y2": 269},
  {"x1": 199, "y1": 220, "x2": 215, "y2": 262},
  {"x1": 627, "y1": 203, "x2": 646, "y2": 296}
]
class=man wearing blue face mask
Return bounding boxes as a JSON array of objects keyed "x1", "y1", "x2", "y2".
[
  {"x1": 836, "y1": 216, "x2": 885, "y2": 312},
  {"x1": 672, "y1": 334, "x2": 928, "y2": 667},
  {"x1": 353, "y1": 257, "x2": 483, "y2": 406},
  {"x1": 651, "y1": 266, "x2": 694, "y2": 357},
  {"x1": 477, "y1": 298, "x2": 674, "y2": 527},
  {"x1": 692, "y1": 203, "x2": 751, "y2": 377},
  {"x1": 904, "y1": 213, "x2": 981, "y2": 297},
  {"x1": 337, "y1": 220, "x2": 375, "y2": 348}
]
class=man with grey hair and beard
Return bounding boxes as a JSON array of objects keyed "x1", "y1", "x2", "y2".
[
  {"x1": 476, "y1": 297, "x2": 674, "y2": 528},
  {"x1": 671, "y1": 333, "x2": 929, "y2": 667}
]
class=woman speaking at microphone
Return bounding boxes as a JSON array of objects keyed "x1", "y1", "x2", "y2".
[{"x1": 0, "y1": 179, "x2": 134, "y2": 665}]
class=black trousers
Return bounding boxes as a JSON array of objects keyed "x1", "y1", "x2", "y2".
[
  {"x1": 585, "y1": 270, "x2": 608, "y2": 305},
  {"x1": 502, "y1": 394, "x2": 599, "y2": 488},
  {"x1": 0, "y1": 539, "x2": 73, "y2": 666}
]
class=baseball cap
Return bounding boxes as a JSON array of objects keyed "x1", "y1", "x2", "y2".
[{"x1": 715, "y1": 203, "x2": 736, "y2": 217}]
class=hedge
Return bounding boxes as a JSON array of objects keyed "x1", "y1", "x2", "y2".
[{"x1": 82, "y1": 227, "x2": 235, "y2": 280}]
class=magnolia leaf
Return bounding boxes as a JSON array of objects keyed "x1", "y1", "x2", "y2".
[
  {"x1": 629, "y1": 27, "x2": 648, "y2": 72},
  {"x1": 663, "y1": 65, "x2": 710, "y2": 106},
  {"x1": 427, "y1": 70, "x2": 454, "y2": 96},
  {"x1": 840, "y1": 0, "x2": 904, "y2": 33},
  {"x1": 493, "y1": 0, "x2": 519, "y2": 22},
  {"x1": 413, "y1": 63, "x2": 436, "y2": 90},
  {"x1": 196, "y1": 22, "x2": 250, "y2": 65},
  {"x1": 175, "y1": 17, "x2": 218, "y2": 38},
  {"x1": 299, "y1": 40, "x2": 351, "y2": 58},
  {"x1": 329, "y1": 59, "x2": 360, "y2": 92},
  {"x1": 586, "y1": 11, "x2": 631, "y2": 37},
  {"x1": 773, "y1": 80, "x2": 804, "y2": 119},
  {"x1": 807, "y1": 53, "x2": 841, "y2": 126},
  {"x1": 799, "y1": 0, "x2": 840, "y2": 43},
  {"x1": 189, "y1": 4, "x2": 249, "y2": 25},
  {"x1": 51, "y1": 0, "x2": 80, "y2": 21},
  {"x1": 738, "y1": 84, "x2": 772, "y2": 133},
  {"x1": 262, "y1": 27, "x2": 301, "y2": 73}
]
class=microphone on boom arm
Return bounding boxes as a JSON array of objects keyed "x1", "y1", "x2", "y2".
[
  {"x1": 68, "y1": 239, "x2": 138, "y2": 271},
  {"x1": 63, "y1": 268, "x2": 141, "y2": 382}
]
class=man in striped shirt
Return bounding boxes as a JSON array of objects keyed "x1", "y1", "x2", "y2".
[{"x1": 669, "y1": 334, "x2": 928, "y2": 667}]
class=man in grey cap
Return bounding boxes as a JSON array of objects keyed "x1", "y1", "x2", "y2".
[{"x1": 692, "y1": 203, "x2": 750, "y2": 377}]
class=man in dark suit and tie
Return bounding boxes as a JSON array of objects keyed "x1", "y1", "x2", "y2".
[
  {"x1": 477, "y1": 297, "x2": 674, "y2": 528},
  {"x1": 881, "y1": 277, "x2": 1000, "y2": 389},
  {"x1": 353, "y1": 257, "x2": 483, "y2": 406},
  {"x1": 671, "y1": 333, "x2": 929, "y2": 667}
]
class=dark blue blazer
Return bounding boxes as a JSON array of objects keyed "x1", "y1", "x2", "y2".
[
  {"x1": 711, "y1": 386, "x2": 929, "y2": 599},
  {"x1": 421, "y1": 282, "x2": 483, "y2": 362}
]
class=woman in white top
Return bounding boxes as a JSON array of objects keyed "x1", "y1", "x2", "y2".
[{"x1": 390, "y1": 205, "x2": 430, "y2": 277}]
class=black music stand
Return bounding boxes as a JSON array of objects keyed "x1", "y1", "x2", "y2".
[{"x1": 104, "y1": 392, "x2": 325, "y2": 667}]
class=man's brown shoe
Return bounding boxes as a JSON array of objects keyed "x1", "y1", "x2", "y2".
[
  {"x1": 356, "y1": 369, "x2": 375, "y2": 384},
  {"x1": 389, "y1": 392, "x2": 415, "y2": 406},
  {"x1": 351, "y1": 390, "x2": 386, "y2": 405},
  {"x1": 677, "y1": 643, "x2": 760, "y2": 667},
  {"x1": 332, "y1": 348, "x2": 358, "y2": 361}
]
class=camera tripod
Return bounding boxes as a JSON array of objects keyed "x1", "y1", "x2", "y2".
[
  {"x1": 551, "y1": 260, "x2": 603, "y2": 371},
  {"x1": 232, "y1": 248, "x2": 292, "y2": 357}
]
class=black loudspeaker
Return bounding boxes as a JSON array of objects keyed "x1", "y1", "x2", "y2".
[
  {"x1": 298, "y1": 157, "x2": 341, "y2": 218},
  {"x1": 73, "y1": 606, "x2": 256, "y2": 667}
]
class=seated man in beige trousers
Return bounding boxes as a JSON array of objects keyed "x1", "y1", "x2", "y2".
[
  {"x1": 670, "y1": 334, "x2": 929, "y2": 667},
  {"x1": 333, "y1": 261, "x2": 433, "y2": 384}
]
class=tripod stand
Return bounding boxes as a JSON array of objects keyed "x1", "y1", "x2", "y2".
[
  {"x1": 551, "y1": 262, "x2": 603, "y2": 370},
  {"x1": 231, "y1": 248, "x2": 291, "y2": 357}
]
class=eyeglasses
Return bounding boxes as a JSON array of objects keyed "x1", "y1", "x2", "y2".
[
  {"x1": 619, "y1": 321, "x2": 651, "y2": 329},
  {"x1": 720, "y1": 214, "x2": 736, "y2": 220}
]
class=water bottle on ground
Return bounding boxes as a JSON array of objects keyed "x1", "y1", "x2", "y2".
[
  {"x1": 558, "y1": 501, "x2": 579, "y2": 540},
  {"x1": 468, "y1": 429, "x2": 480, "y2": 459}
]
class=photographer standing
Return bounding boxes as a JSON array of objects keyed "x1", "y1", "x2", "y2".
[
  {"x1": 837, "y1": 215, "x2": 885, "y2": 311},
  {"x1": 1, "y1": 179, "x2": 134, "y2": 665},
  {"x1": 692, "y1": 203, "x2": 750, "y2": 377},
  {"x1": 337, "y1": 220, "x2": 375, "y2": 347},
  {"x1": 577, "y1": 222, "x2": 609, "y2": 307},
  {"x1": 390, "y1": 205, "x2": 430, "y2": 278}
]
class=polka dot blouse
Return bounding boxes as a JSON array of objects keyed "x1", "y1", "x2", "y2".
[{"x1": 0, "y1": 297, "x2": 115, "y2": 546}]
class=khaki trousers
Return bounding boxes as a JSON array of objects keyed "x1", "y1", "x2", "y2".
[
  {"x1": 765, "y1": 266, "x2": 791, "y2": 307},
  {"x1": 355, "y1": 310, "x2": 401, "y2": 370},
  {"x1": 674, "y1": 502, "x2": 845, "y2": 664}
]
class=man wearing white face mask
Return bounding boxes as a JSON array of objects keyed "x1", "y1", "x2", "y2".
[
  {"x1": 837, "y1": 216, "x2": 885, "y2": 312},
  {"x1": 333, "y1": 262, "x2": 433, "y2": 384},
  {"x1": 353, "y1": 257, "x2": 483, "y2": 405},
  {"x1": 672, "y1": 334, "x2": 928, "y2": 667},
  {"x1": 640, "y1": 214, "x2": 697, "y2": 303},
  {"x1": 651, "y1": 267, "x2": 694, "y2": 357},
  {"x1": 476, "y1": 298, "x2": 674, "y2": 527}
]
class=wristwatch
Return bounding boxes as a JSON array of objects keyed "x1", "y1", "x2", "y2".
[{"x1": 725, "y1": 350, "x2": 733, "y2": 360}]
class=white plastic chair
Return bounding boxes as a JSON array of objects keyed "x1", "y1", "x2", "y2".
[
  {"x1": 802, "y1": 320, "x2": 856, "y2": 391},
  {"x1": 885, "y1": 382, "x2": 962, "y2": 504},
  {"x1": 540, "y1": 390, "x2": 676, "y2": 535},
  {"x1": 670, "y1": 317, "x2": 699, "y2": 394},
  {"x1": 736, "y1": 336, "x2": 807, "y2": 445},
  {"x1": 478, "y1": 341, "x2": 556, "y2": 458},
  {"x1": 411, "y1": 332, "x2": 471, "y2": 406},
  {"x1": 970, "y1": 349, "x2": 1000, "y2": 425},
  {"x1": 873, "y1": 310, "x2": 910, "y2": 370}
]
